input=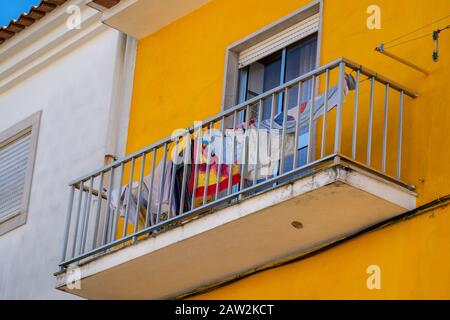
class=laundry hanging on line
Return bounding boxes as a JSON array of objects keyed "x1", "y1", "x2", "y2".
[
  {"x1": 260, "y1": 73, "x2": 355, "y2": 132},
  {"x1": 109, "y1": 74, "x2": 356, "y2": 225}
]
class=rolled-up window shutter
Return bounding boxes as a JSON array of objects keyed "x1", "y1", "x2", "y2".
[
  {"x1": 0, "y1": 131, "x2": 32, "y2": 220},
  {"x1": 238, "y1": 13, "x2": 320, "y2": 68}
]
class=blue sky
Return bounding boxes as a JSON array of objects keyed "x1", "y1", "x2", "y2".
[{"x1": 0, "y1": 0, "x2": 41, "y2": 27}]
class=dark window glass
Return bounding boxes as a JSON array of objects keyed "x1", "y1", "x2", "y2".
[{"x1": 237, "y1": 33, "x2": 318, "y2": 174}]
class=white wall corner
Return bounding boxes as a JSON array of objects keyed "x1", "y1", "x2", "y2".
[{"x1": 0, "y1": 0, "x2": 106, "y2": 94}]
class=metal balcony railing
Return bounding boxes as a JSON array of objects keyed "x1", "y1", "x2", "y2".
[{"x1": 59, "y1": 57, "x2": 418, "y2": 268}]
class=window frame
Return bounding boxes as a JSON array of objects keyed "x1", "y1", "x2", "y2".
[
  {"x1": 221, "y1": 0, "x2": 323, "y2": 167},
  {"x1": 221, "y1": 0, "x2": 323, "y2": 110},
  {"x1": 0, "y1": 111, "x2": 41, "y2": 236}
]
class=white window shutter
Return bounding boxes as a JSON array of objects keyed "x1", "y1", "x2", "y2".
[
  {"x1": 0, "y1": 132, "x2": 32, "y2": 220},
  {"x1": 238, "y1": 13, "x2": 320, "y2": 68}
]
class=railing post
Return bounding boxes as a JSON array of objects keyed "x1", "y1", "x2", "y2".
[
  {"x1": 397, "y1": 91, "x2": 404, "y2": 179},
  {"x1": 92, "y1": 172, "x2": 104, "y2": 249},
  {"x1": 134, "y1": 154, "x2": 147, "y2": 240},
  {"x1": 334, "y1": 62, "x2": 346, "y2": 154},
  {"x1": 280, "y1": 89, "x2": 290, "y2": 171},
  {"x1": 227, "y1": 112, "x2": 238, "y2": 195},
  {"x1": 191, "y1": 126, "x2": 202, "y2": 209},
  {"x1": 253, "y1": 100, "x2": 263, "y2": 186},
  {"x1": 203, "y1": 128, "x2": 212, "y2": 205},
  {"x1": 321, "y1": 70, "x2": 330, "y2": 159},
  {"x1": 294, "y1": 82, "x2": 303, "y2": 168},
  {"x1": 71, "y1": 182, "x2": 84, "y2": 258},
  {"x1": 101, "y1": 168, "x2": 114, "y2": 245},
  {"x1": 145, "y1": 149, "x2": 157, "y2": 225},
  {"x1": 60, "y1": 185, "x2": 75, "y2": 265},
  {"x1": 122, "y1": 158, "x2": 136, "y2": 237},
  {"x1": 367, "y1": 77, "x2": 375, "y2": 166},
  {"x1": 110, "y1": 163, "x2": 124, "y2": 244},
  {"x1": 79, "y1": 177, "x2": 94, "y2": 254},
  {"x1": 239, "y1": 105, "x2": 251, "y2": 195},
  {"x1": 307, "y1": 77, "x2": 316, "y2": 163},
  {"x1": 157, "y1": 144, "x2": 168, "y2": 223},
  {"x1": 382, "y1": 84, "x2": 390, "y2": 173},
  {"x1": 215, "y1": 116, "x2": 226, "y2": 200},
  {"x1": 351, "y1": 70, "x2": 360, "y2": 159}
]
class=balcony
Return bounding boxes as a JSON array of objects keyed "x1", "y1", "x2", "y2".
[
  {"x1": 55, "y1": 58, "x2": 418, "y2": 299},
  {"x1": 87, "y1": 0, "x2": 211, "y2": 39}
]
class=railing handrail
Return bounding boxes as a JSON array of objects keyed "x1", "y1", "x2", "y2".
[{"x1": 68, "y1": 57, "x2": 418, "y2": 186}]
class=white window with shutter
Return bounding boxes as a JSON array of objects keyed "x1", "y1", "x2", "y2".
[
  {"x1": 222, "y1": 2, "x2": 321, "y2": 109},
  {"x1": 238, "y1": 13, "x2": 320, "y2": 68},
  {"x1": 0, "y1": 112, "x2": 40, "y2": 236}
]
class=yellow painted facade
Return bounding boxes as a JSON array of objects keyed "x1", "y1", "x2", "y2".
[
  {"x1": 192, "y1": 205, "x2": 450, "y2": 300},
  {"x1": 125, "y1": 0, "x2": 450, "y2": 299}
]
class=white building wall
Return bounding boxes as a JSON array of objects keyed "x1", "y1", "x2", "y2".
[{"x1": 0, "y1": 26, "x2": 126, "y2": 299}]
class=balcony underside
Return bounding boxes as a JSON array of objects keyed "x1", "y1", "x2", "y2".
[
  {"x1": 55, "y1": 159, "x2": 416, "y2": 299},
  {"x1": 89, "y1": 0, "x2": 211, "y2": 39}
]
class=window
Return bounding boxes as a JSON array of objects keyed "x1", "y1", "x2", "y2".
[
  {"x1": 237, "y1": 34, "x2": 318, "y2": 168},
  {"x1": 0, "y1": 112, "x2": 41, "y2": 236},
  {"x1": 223, "y1": 2, "x2": 321, "y2": 170}
]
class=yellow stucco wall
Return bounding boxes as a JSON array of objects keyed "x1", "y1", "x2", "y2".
[
  {"x1": 192, "y1": 204, "x2": 450, "y2": 300},
  {"x1": 126, "y1": 0, "x2": 450, "y2": 299}
]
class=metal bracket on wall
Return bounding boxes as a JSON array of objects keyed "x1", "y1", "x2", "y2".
[
  {"x1": 433, "y1": 30, "x2": 440, "y2": 62},
  {"x1": 432, "y1": 25, "x2": 450, "y2": 62},
  {"x1": 104, "y1": 154, "x2": 117, "y2": 165},
  {"x1": 375, "y1": 44, "x2": 430, "y2": 75}
]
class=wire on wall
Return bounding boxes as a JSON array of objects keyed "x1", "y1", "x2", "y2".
[
  {"x1": 383, "y1": 13, "x2": 450, "y2": 48},
  {"x1": 374, "y1": 13, "x2": 450, "y2": 71}
]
